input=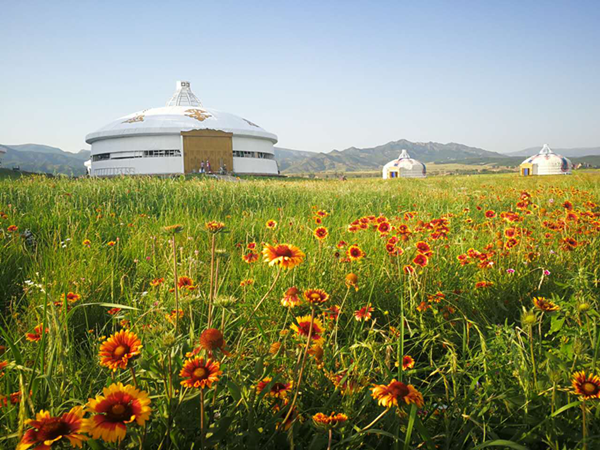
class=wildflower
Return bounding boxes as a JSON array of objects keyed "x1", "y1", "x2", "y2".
[
  {"x1": 346, "y1": 245, "x2": 365, "y2": 261},
  {"x1": 345, "y1": 273, "x2": 359, "y2": 291},
  {"x1": 416, "y1": 301, "x2": 431, "y2": 312},
  {"x1": 312, "y1": 412, "x2": 348, "y2": 428},
  {"x1": 150, "y1": 277, "x2": 165, "y2": 287},
  {"x1": 164, "y1": 224, "x2": 184, "y2": 233},
  {"x1": 107, "y1": 307, "x2": 121, "y2": 316},
  {"x1": 177, "y1": 276, "x2": 196, "y2": 291},
  {"x1": 354, "y1": 305, "x2": 374, "y2": 321},
  {"x1": 403, "y1": 265, "x2": 415, "y2": 275},
  {"x1": 485, "y1": 210, "x2": 496, "y2": 218},
  {"x1": 262, "y1": 243, "x2": 305, "y2": 269},
  {"x1": 26, "y1": 324, "x2": 48, "y2": 342},
  {"x1": 256, "y1": 377, "x2": 293, "y2": 399},
  {"x1": 61, "y1": 292, "x2": 81, "y2": 303},
  {"x1": 179, "y1": 357, "x2": 222, "y2": 389},
  {"x1": 18, "y1": 407, "x2": 87, "y2": 450},
  {"x1": 533, "y1": 297, "x2": 559, "y2": 312},
  {"x1": 199, "y1": 328, "x2": 230, "y2": 356},
  {"x1": 315, "y1": 210, "x2": 328, "y2": 218},
  {"x1": 0, "y1": 360, "x2": 7, "y2": 377},
  {"x1": 562, "y1": 200, "x2": 573, "y2": 210},
  {"x1": 107, "y1": 241, "x2": 116, "y2": 247},
  {"x1": 474, "y1": 281, "x2": 493, "y2": 289},
  {"x1": 290, "y1": 315, "x2": 325, "y2": 345},
  {"x1": 281, "y1": 287, "x2": 302, "y2": 308},
  {"x1": 543, "y1": 269, "x2": 551, "y2": 276},
  {"x1": 266, "y1": 220, "x2": 277, "y2": 229},
  {"x1": 7, "y1": 225, "x2": 18, "y2": 232},
  {"x1": 82, "y1": 239, "x2": 91, "y2": 247},
  {"x1": 240, "y1": 278, "x2": 254, "y2": 287},
  {"x1": 377, "y1": 221, "x2": 391, "y2": 235},
  {"x1": 371, "y1": 380, "x2": 424, "y2": 408},
  {"x1": 415, "y1": 241, "x2": 433, "y2": 256},
  {"x1": 243, "y1": 251, "x2": 259, "y2": 263},
  {"x1": 402, "y1": 355, "x2": 415, "y2": 371},
  {"x1": 303, "y1": 288, "x2": 329, "y2": 305},
  {"x1": 337, "y1": 240, "x2": 347, "y2": 248},
  {"x1": 165, "y1": 309, "x2": 184, "y2": 325},
  {"x1": 205, "y1": 221, "x2": 225, "y2": 233},
  {"x1": 561, "y1": 237, "x2": 578, "y2": 251},
  {"x1": 247, "y1": 242, "x2": 257, "y2": 250},
  {"x1": 83, "y1": 383, "x2": 151, "y2": 443},
  {"x1": 521, "y1": 309, "x2": 538, "y2": 326},
  {"x1": 99, "y1": 330, "x2": 142, "y2": 371},
  {"x1": 571, "y1": 371, "x2": 600, "y2": 399},
  {"x1": 314, "y1": 227, "x2": 328, "y2": 240},
  {"x1": 325, "y1": 305, "x2": 341, "y2": 320},
  {"x1": 269, "y1": 342, "x2": 281, "y2": 355},
  {"x1": 413, "y1": 254, "x2": 428, "y2": 267},
  {"x1": 506, "y1": 268, "x2": 515, "y2": 274}
]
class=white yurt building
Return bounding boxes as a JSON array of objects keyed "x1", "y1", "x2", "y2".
[
  {"x1": 382, "y1": 149, "x2": 426, "y2": 179},
  {"x1": 85, "y1": 81, "x2": 279, "y2": 177},
  {"x1": 519, "y1": 144, "x2": 573, "y2": 176}
]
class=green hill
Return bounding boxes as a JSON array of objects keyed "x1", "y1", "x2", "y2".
[{"x1": 0, "y1": 144, "x2": 89, "y2": 176}]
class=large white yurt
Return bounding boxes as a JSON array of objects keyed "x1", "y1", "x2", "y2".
[
  {"x1": 85, "y1": 81, "x2": 279, "y2": 177},
  {"x1": 382, "y1": 149, "x2": 426, "y2": 179},
  {"x1": 519, "y1": 144, "x2": 573, "y2": 176}
]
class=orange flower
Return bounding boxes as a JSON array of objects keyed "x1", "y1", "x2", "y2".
[
  {"x1": 240, "y1": 278, "x2": 254, "y2": 287},
  {"x1": 346, "y1": 245, "x2": 365, "y2": 261},
  {"x1": 199, "y1": 328, "x2": 230, "y2": 356},
  {"x1": 312, "y1": 412, "x2": 348, "y2": 428},
  {"x1": 99, "y1": 330, "x2": 142, "y2": 371},
  {"x1": 256, "y1": 377, "x2": 293, "y2": 399},
  {"x1": 179, "y1": 357, "x2": 222, "y2": 389},
  {"x1": 205, "y1": 221, "x2": 225, "y2": 233},
  {"x1": 291, "y1": 316, "x2": 325, "y2": 345},
  {"x1": 416, "y1": 301, "x2": 431, "y2": 312},
  {"x1": 0, "y1": 360, "x2": 7, "y2": 377},
  {"x1": 303, "y1": 288, "x2": 329, "y2": 305},
  {"x1": 561, "y1": 237, "x2": 578, "y2": 251},
  {"x1": 82, "y1": 239, "x2": 91, "y2": 247},
  {"x1": 26, "y1": 324, "x2": 48, "y2": 342},
  {"x1": 243, "y1": 251, "x2": 259, "y2": 263},
  {"x1": 371, "y1": 380, "x2": 424, "y2": 408},
  {"x1": 266, "y1": 220, "x2": 278, "y2": 229},
  {"x1": 177, "y1": 276, "x2": 196, "y2": 291},
  {"x1": 314, "y1": 226, "x2": 328, "y2": 240},
  {"x1": 107, "y1": 241, "x2": 116, "y2": 247},
  {"x1": 402, "y1": 355, "x2": 415, "y2": 370},
  {"x1": 571, "y1": 371, "x2": 600, "y2": 399},
  {"x1": 415, "y1": 241, "x2": 433, "y2": 256},
  {"x1": 18, "y1": 407, "x2": 87, "y2": 450},
  {"x1": 61, "y1": 292, "x2": 81, "y2": 303},
  {"x1": 7, "y1": 224, "x2": 18, "y2": 232},
  {"x1": 354, "y1": 305, "x2": 374, "y2": 321},
  {"x1": 413, "y1": 254, "x2": 428, "y2": 267},
  {"x1": 150, "y1": 277, "x2": 164, "y2": 287},
  {"x1": 485, "y1": 210, "x2": 496, "y2": 218},
  {"x1": 83, "y1": 383, "x2": 151, "y2": 443},
  {"x1": 262, "y1": 243, "x2": 305, "y2": 269},
  {"x1": 345, "y1": 273, "x2": 359, "y2": 291},
  {"x1": 281, "y1": 287, "x2": 302, "y2": 308},
  {"x1": 403, "y1": 265, "x2": 415, "y2": 275},
  {"x1": 533, "y1": 297, "x2": 559, "y2": 312},
  {"x1": 475, "y1": 281, "x2": 493, "y2": 289},
  {"x1": 164, "y1": 224, "x2": 184, "y2": 234}
]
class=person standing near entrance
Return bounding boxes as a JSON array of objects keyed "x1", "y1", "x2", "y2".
[
  {"x1": 200, "y1": 161, "x2": 205, "y2": 174},
  {"x1": 206, "y1": 159, "x2": 211, "y2": 173}
]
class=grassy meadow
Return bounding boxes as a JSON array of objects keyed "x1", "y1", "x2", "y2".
[{"x1": 1, "y1": 172, "x2": 599, "y2": 449}]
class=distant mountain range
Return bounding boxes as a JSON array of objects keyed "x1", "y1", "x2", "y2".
[
  {"x1": 0, "y1": 144, "x2": 90, "y2": 176},
  {"x1": 1, "y1": 142, "x2": 598, "y2": 176}
]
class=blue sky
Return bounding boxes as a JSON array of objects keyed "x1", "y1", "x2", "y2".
[{"x1": 0, "y1": 1, "x2": 598, "y2": 154}]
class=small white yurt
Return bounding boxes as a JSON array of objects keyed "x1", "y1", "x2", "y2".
[
  {"x1": 382, "y1": 149, "x2": 426, "y2": 179},
  {"x1": 520, "y1": 144, "x2": 573, "y2": 176}
]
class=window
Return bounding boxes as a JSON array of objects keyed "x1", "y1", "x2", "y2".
[
  {"x1": 233, "y1": 151, "x2": 274, "y2": 160},
  {"x1": 92, "y1": 153, "x2": 111, "y2": 161},
  {"x1": 92, "y1": 150, "x2": 182, "y2": 161}
]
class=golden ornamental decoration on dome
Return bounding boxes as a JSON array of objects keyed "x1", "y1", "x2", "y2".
[
  {"x1": 122, "y1": 115, "x2": 145, "y2": 124},
  {"x1": 185, "y1": 108, "x2": 212, "y2": 122}
]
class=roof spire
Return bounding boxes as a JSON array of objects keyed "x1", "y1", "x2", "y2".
[
  {"x1": 166, "y1": 81, "x2": 202, "y2": 107},
  {"x1": 540, "y1": 144, "x2": 553, "y2": 155},
  {"x1": 399, "y1": 149, "x2": 410, "y2": 159}
]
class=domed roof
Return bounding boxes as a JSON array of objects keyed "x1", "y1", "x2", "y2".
[
  {"x1": 384, "y1": 149, "x2": 426, "y2": 171},
  {"x1": 86, "y1": 81, "x2": 277, "y2": 144},
  {"x1": 521, "y1": 144, "x2": 572, "y2": 172}
]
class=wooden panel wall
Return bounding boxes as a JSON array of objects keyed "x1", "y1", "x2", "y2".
[{"x1": 181, "y1": 130, "x2": 233, "y2": 174}]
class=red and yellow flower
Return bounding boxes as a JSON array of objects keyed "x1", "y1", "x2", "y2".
[
  {"x1": 290, "y1": 316, "x2": 325, "y2": 345},
  {"x1": 346, "y1": 245, "x2": 365, "y2": 261},
  {"x1": 533, "y1": 296, "x2": 559, "y2": 312},
  {"x1": 83, "y1": 383, "x2": 151, "y2": 443},
  {"x1": 281, "y1": 287, "x2": 302, "y2": 308},
  {"x1": 256, "y1": 377, "x2": 293, "y2": 399},
  {"x1": 314, "y1": 227, "x2": 328, "y2": 240},
  {"x1": 413, "y1": 254, "x2": 428, "y2": 267},
  {"x1": 354, "y1": 305, "x2": 374, "y2": 321},
  {"x1": 242, "y1": 251, "x2": 259, "y2": 263},
  {"x1": 150, "y1": 277, "x2": 164, "y2": 287},
  {"x1": 303, "y1": 288, "x2": 329, "y2": 305},
  {"x1": 99, "y1": 330, "x2": 142, "y2": 371},
  {"x1": 571, "y1": 371, "x2": 600, "y2": 399},
  {"x1": 26, "y1": 324, "x2": 48, "y2": 342},
  {"x1": 312, "y1": 412, "x2": 348, "y2": 429},
  {"x1": 262, "y1": 243, "x2": 305, "y2": 269},
  {"x1": 266, "y1": 220, "x2": 278, "y2": 229},
  {"x1": 177, "y1": 276, "x2": 196, "y2": 291},
  {"x1": 179, "y1": 357, "x2": 222, "y2": 389},
  {"x1": 402, "y1": 355, "x2": 415, "y2": 371},
  {"x1": 371, "y1": 380, "x2": 424, "y2": 408},
  {"x1": 18, "y1": 407, "x2": 87, "y2": 450}
]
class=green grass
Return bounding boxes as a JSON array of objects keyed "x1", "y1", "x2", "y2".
[{"x1": 1, "y1": 172, "x2": 599, "y2": 449}]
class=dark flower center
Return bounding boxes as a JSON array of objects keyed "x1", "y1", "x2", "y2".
[
  {"x1": 582, "y1": 382, "x2": 599, "y2": 395},
  {"x1": 113, "y1": 345, "x2": 129, "y2": 358},
  {"x1": 193, "y1": 367, "x2": 208, "y2": 380},
  {"x1": 271, "y1": 383, "x2": 287, "y2": 393},
  {"x1": 39, "y1": 418, "x2": 72, "y2": 441},
  {"x1": 107, "y1": 402, "x2": 133, "y2": 422}
]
